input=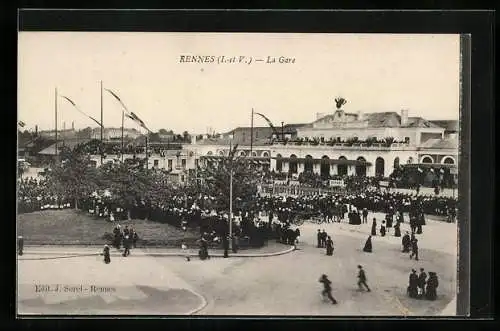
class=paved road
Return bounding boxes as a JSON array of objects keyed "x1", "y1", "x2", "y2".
[{"x1": 17, "y1": 212, "x2": 457, "y2": 316}]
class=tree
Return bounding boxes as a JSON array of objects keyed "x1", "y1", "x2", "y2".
[
  {"x1": 98, "y1": 159, "x2": 152, "y2": 220},
  {"x1": 46, "y1": 145, "x2": 99, "y2": 209},
  {"x1": 197, "y1": 144, "x2": 260, "y2": 212},
  {"x1": 182, "y1": 131, "x2": 190, "y2": 142}
]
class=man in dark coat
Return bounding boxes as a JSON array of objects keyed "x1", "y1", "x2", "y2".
[
  {"x1": 122, "y1": 235, "x2": 131, "y2": 257},
  {"x1": 321, "y1": 230, "x2": 327, "y2": 248},
  {"x1": 363, "y1": 235, "x2": 373, "y2": 253},
  {"x1": 316, "y1": 229, "x2": 322, "y2": 248},
  {"x1": 131, "y1": 229, "x2": 139, "y2": 248},
  {"x1": 408, "y1": 269, "x2": 419, "y2": 298},
  {"x1": 319, "y1": 274, "x2": 337, "y2": 304},
  {"x1": 371, "y1": 218, "x2": 377, "y2": 236},
  {"x1": 410, "y1": 238, "x2": 419, "y2": 261},
  {"x1": 418, "y1": 268, "x2": 427, "y2": 298},
  {"x1": 362, "y1": 208, "x2": 368, "y2": 223},
  {"x1": 325, "y1": 236, "x2": 334, "y2": 256},
  {"x1": 402, "y1": 231, "x2": 411, "y2": 252},
  {"x1": 357, "y1": 265, "x2": 371, "y2": 292},
  {"x1": 380, "y1": 221, "x2": 386, "y2": 237}
]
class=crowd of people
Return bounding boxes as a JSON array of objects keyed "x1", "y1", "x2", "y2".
[{"x1": 17, "y1": 178, "x2": 73, "y2": 214}]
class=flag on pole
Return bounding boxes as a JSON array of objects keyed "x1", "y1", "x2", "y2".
[
  {"x1": 60, "y1": 95, "x2": 103, "y2": 128},
  {"x1": 104, "y1": 88, "x2": 151, "y2": 133},
  {"x1": 18, "y1": 121, "x2": 26, "y2": 127},
  {"x1": 254, "y1": 112, "x2": 280, "y2": 137}
]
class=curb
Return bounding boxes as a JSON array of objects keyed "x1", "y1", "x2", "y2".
[
  {"x1": 186, "y1": 289, "x2": 208, "y2": 315},
  {"x1": 18, "y1": 246, "x2": 296, "y2": 260}
]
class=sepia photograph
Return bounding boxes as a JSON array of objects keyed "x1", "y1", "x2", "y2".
[{"x1": 17, "y1": 32, "x2": 461, "y2": 316}]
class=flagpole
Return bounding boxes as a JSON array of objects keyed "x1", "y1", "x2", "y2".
[
  {"x1": 55, "y1": 87, "x2": 58, "y2": 162},
  {"x1": 121, "y1": 109, "x2": 124, "y2": 162},
  {"x1": 250, "y1": 108, "x2": 254, "y2": 155},
  {"x1": 100, "y1": 81, "x2": 104, "y2": 166}
]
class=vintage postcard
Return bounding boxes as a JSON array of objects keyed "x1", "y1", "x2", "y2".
[{"x1": 17, "y1": 31, "x2": 461, "y2": 316}]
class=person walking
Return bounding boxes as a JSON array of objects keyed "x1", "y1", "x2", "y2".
[
  {"x1": 319, "y1": 274, "x2": 338, "y2": 304},
  {"x1": 321, "y1": 230, "x2": 327, "y2": 248},
  {"x1": 122, "y1": 235, "x2": 131, "y2": 257},
  {"x1": 316, "y1": 229, "x2": 321, "y2": 248},
  {"x1": 357, "y1": 265, "x2": 371, "y2": 292}
]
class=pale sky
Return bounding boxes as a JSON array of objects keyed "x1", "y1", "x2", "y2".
[{"x1": 18, "y1": 32, "x2": 460, "y2": 134}]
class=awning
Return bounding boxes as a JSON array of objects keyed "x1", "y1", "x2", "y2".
[{"x1": 200, "y1": 155, "x2": 270, "y2": 164}]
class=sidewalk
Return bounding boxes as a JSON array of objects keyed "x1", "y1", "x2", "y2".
[{"x1": 19, "y1": 241, "x2": 295, "y2": 259}]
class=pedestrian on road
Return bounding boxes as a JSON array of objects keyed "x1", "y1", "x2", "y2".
[
  {"x1": 326, "y1": 236, "x2": 334, "y2": 256},
  {"x1": 362, "y1": 235, "x2": 373, "y2": 253},
  {"x1": 321, "y1": 229, "x2": 327, "y2": 248},
  {"x1": 319, "y1": 274, "x2": 338, "y2": 304},
  {"x1": 394, "y1": 221, "x2": 401, "y2": 237},
  {"x1": 425, "y1": 272, "x2": 439, "y2": 300},
  {"x1": 371, "y1": 218, "x2": 377, "y2": 236},
  {"x1": 417, "y1": 268, "x2": 427, "y2": 298},
  {"x1": 181, "y1": 242, "x2": 190, "y2": 261},
  {"x1": 357, "y1": 265, "x2": 371, "y2": 292},
  {"x1": 362, "y1": 208, "x2": 368, "y2": 223},
  {"x1": 402, "y1": 231, "x2": 411, "y2": 252},
  {"x1": 131, "y1": 229, "x2": 139, "y2": 248},
  {"x1": 317, "y1": 229, "x2": 321, "y2": 248},
  {"x1": 410, "y1": 238, "x2": 419, "y2": 261},
  {"x1": 407, "y1": 269, "x2": 418, "y2": 298},
  {"x1": 103, "y1": 244, "x2": 111, "y2": 264},
  {"x1": 122, "y1": 235, "x2": 131, "y2": 257},
  {"x1": 380, "y1": 221, "x2": 386, "y2": 237}
]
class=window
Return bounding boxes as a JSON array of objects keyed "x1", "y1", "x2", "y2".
[
  {"x1": 256, "y1": 131, "x2": 259, "y2": 138},
  {"x1": 153, "y1": 159, "x2": 159, "y2": 167},
  {"x1": 168, "y1": 159, "x2": 173, "y2": 171},
  {"x1": 404, "y1": 137, "x2": 410, "y2": 144},
  {"x1": 182, "y1": 159, "x2": 186, "y2": 169}
]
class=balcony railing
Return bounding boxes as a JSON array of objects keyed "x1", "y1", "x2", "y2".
[{"x1": 269, "y1": 141, "x2": 410, "y2": 148}]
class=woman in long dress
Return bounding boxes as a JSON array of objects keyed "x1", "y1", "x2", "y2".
[
  {"x1": 363, "y1": 235, "x2": 373, "y2": 253},
  {"x1": 371, "y1": 218, "x2": 377, "y2": 236}
]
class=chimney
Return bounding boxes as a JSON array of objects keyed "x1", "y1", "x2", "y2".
[
  {"x1": 72, "y1": 121, "x2": 74, "y2": 130},
  {"x1": 400, "y1": 109, "x2": 409, "y2": 126},
  {"x1": 35, "y1": 125, "x2": 38, "y2": 136}
]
